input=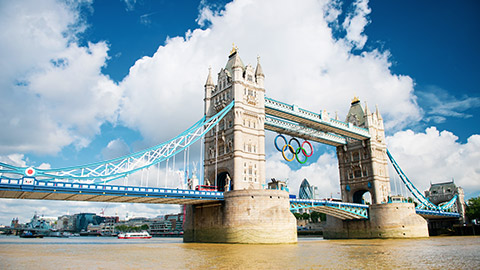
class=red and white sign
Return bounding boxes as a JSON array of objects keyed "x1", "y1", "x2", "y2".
[
  {"x1": 25, "y1": 167, "x2": 35, "y2": 177},
  {"x1": 23, "y1": 178, "x2": 35, "y2": 185}
]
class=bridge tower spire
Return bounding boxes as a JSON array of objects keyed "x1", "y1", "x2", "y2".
[
  {"x1": 203, "y1": 47, "x2": 266, "y2": 191},
  {"x1": 337, "y1": 97, "x2": 391, "y2": 204}
]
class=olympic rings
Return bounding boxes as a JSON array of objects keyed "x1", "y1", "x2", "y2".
[{"x1": 274, "y1": 135, "x2": 314, "y2": 164}]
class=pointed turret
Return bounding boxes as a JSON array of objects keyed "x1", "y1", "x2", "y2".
[
  {"x1": 345, "y1": 96, "x2": 365, "y2": 127},
  {"x1": 205, "y1": 67, "x2": 214, "y2": 87},
  {"x1": 255, "y1": 56, "x2": 264, "y2": 77},
  {"x1": 204, "y1": 68, "x2": 215, "y2": 117},
  {"x1": 364, "y1": 101, "x2": 372, "y2": 128},
  {"x1": 225, "y1": 44, "x2": 244, "y2": 80},
  {"x1": 374, "y1": 104, "x2": 384, "y2": 131},
  {"x1": 375, "y1": 104, "x2": 383, "y2": 120},
  {"x1": 255, "y1": 56, "x2": 264, "y2": 87}
]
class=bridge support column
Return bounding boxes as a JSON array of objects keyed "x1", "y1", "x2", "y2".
[
  {"x1": 323, "y1": 203, "x2": 428, "y2": 239},
  {"x1": 184, "y1": 189, "x2": 297, "y2": 244}
]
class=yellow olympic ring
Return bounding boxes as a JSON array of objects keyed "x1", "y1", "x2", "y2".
[{"x1": 282, "y1": 144, "x2": 295, "y2": 162}]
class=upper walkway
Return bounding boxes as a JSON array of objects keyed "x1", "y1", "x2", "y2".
[{"x1": 264, "y1": 97, "x2": 371, "y2": 143}]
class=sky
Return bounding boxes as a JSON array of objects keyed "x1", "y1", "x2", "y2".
[{"x1": 0, "y1": 0, "x2": 479, "y2": 225}]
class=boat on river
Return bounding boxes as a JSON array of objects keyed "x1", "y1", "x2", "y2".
[
  {"x1": 19, "y1": 230, "x2": 44, "y2": 238},
  {"x1": 117, "y1": 231, "x2": 152, "y2": 239}
]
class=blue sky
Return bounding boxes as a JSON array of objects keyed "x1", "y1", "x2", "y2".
[{"x1": 0, "y1": 0, "x2": 479, "y2": 224}]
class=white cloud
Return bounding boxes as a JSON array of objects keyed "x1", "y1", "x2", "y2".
[
  {"x1": 342, "y1": 0, "x2": 371, "y2": 49},
  {"x1": 123, "y1": 0, "x2": 137, "y2": 11},
  {"x1": 387, "y1": 127, "x2": 480, "y2": 197},
  {"x1": 0, "y1": 0, "x2": 121, "y2": 155},
  {"x1": 417, "y1": 86, "x2": 480, "y2": 123},
  {"x1": 101, "y1": 139, "x2": 131, "y2": 160},
  {"x1": 0, "y1": 154, "x2": 28, "y2": 167},
  {"x1": 118, "y1": 0, "x2": 421, "y2": 146}
]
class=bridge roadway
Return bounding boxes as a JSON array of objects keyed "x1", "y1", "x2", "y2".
[
  {"x1": 0, "y1": 178, "x2": 460, "y2": 219},
  {"x1": 0, "y1": 178, "x2": 223, "y2": 205}
]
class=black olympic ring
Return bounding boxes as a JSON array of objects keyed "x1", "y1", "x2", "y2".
[{"x1": 274, "y1": 134, "x2": 313, "y2": 164}]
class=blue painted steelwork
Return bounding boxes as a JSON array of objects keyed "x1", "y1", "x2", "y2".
[
  {"x1": 415, "y1": 209, "x2": 461, "y2": 218},
  {"x1": 290, "y1": 198, "x2": 369, "y2": 220},
  {"x1": 290, "y1": 198, "x2": 460, "y2": 220},
  {"x1": 0, "y1": 101, "x2": 234, "y2": 185},
  {"x1": 387, "y1": 149, "x2": 458, "y2": 211},
  {"x1": 264, "y1": 96, "x2": 370, "y2": 140},
  {"x1": 0, "y1": 177, "x2": 224, "y2": 204},
  {"x1": 265, "y1": 116, "x2": 346, "y2": 146}
]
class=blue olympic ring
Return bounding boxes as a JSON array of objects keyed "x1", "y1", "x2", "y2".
[{"x1": 274, "y1": 135, "x2": 313, "y2": 164}]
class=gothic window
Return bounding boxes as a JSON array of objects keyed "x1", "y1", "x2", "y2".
[
  {"x1": 352, "y1": 152, "x2": 360, "y2": 162},
  {"x1": 354, "y1": 170, "x2": 362, "y2": 178}
]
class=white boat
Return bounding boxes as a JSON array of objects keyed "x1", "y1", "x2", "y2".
[{"x1": 117, "y1": 231, "x2": 152, "y2": 239}]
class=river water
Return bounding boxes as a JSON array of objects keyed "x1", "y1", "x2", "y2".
[{"x1": 0, "y1": 235, "x2": 479, "y2": 269}]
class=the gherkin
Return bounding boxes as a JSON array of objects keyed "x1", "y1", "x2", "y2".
[{"x1": 299, "y1": 179, "x2": 314, "y2": 199}]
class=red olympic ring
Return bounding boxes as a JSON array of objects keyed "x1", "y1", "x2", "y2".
[
  {"x1": 301, "y1": 140, "x2": 313, "y2": 157},
  {"x1": 274, "y1": 135, "x2": 313, "y2": 164}
]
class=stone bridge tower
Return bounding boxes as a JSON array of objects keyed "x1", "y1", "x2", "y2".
[
  {"x1": 203, "y1": 47, "x2": 266, "y2": 191},
  {"x1": 184, "y1": 48, "x2": 297, "y2": 244},
  {"x1": 337, "y1": 97, "x2": 391, "y2": 204}
]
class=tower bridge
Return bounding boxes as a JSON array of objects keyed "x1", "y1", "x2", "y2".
[{"x1": 0, "y1": 48, "x2": 461, "y2": 243}]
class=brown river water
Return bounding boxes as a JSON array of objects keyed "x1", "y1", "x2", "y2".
[{"x1": 0, "y1": 235, "x2": 479, "y2": 269}]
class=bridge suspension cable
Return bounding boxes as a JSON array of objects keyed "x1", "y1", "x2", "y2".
[
  {"x1": 387, "y1": 149, "x2": 457, "y2": 211},
  {"x1": 0, "y1": 101, "x2": 235, "y2": 184}
]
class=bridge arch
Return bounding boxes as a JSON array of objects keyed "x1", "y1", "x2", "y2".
[
  {"x1": 353, "y1": 190, "x2": 371, "y2": 204},
  {"x1": 216, "y1": 171, "x2": 232, "y2": 192}
]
